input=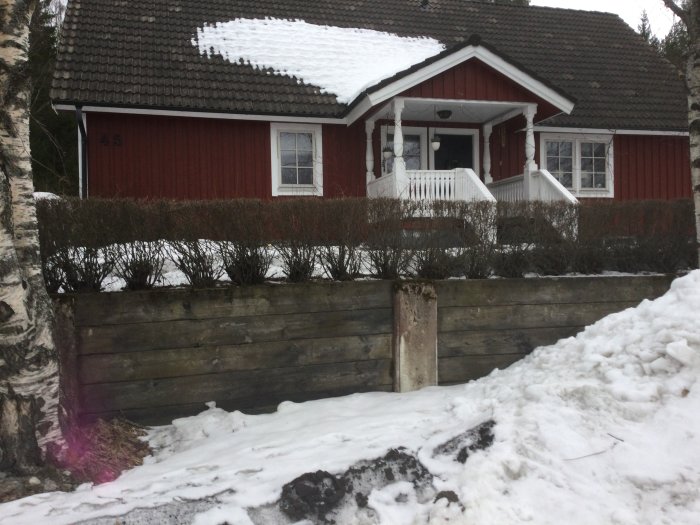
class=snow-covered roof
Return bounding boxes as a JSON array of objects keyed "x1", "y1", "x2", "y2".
[{"x1": 194, "y1": 18, "x2": 445, "y2": 104}]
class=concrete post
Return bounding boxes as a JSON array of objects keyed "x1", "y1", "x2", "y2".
[{"x1": 392, "y1": 282, "x2": 438, "y2": 392}]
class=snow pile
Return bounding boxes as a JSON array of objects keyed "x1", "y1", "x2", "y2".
[
  {"x1": 193, "y1": 18, "x2": 445, "y2": 103},
  {"x1": 2, "y1": 272, "x2": 699, "y2": 524}
]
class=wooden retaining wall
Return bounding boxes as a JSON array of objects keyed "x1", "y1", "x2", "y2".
[{"x1": 54, "y1": 275, "x2": 674, "y2": 425}]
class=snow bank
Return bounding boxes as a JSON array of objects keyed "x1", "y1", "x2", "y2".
[
  {"x1": 193, "y1": 18, "x2": 444, "y2": 104},
  {"x1": 2, "y1": 272, "x2": 699, "y2": 524}
]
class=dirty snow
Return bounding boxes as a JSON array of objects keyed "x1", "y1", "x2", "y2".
[
  {"x1": 193, "y1": 18, "x2": 444, "y2": 104},
  {"x1": 2, "y1": 271, "x2": 700, "y2": 524}
]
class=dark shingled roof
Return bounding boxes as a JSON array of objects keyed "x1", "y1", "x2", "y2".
[{"x1": 52, "y1": 0, "x2": 688, "y2": 131}]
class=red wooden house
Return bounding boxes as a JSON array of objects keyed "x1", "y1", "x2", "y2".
[{"x1": 51, "y1": 0, "x2": 691, "y2": 206}]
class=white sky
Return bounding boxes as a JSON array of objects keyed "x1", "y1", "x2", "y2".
[{"x1": 531, "y1": 0, "x2": 679, "y2": 37}]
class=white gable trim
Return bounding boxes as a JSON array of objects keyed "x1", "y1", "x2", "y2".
[{"x1": 345, "y1": 45, "x2": 575, "y2": 125}]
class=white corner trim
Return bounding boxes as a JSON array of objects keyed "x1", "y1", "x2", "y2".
[
  {"x1": 356, "y1": 45, "x2": 575, "y2": 123},
  {"x1": 534, "y1": 126, "x2": 689, "y2": 137},
  {"x1": 539, "y1": 132, "x2": 615, "y2": 199},
  {"x1": 270, "y1": 122, "x2": 324, "y2": 197}
]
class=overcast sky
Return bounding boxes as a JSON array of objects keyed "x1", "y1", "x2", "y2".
[{"x1": 530, "y1": 0, "x2": 679, "y2": 37}]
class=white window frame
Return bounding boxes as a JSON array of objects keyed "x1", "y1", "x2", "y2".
[
  {"x1": 428, "y1": 127, "x2": 480, "y2": 175},
  {"x1": 270, "y1": 122, "x2": 323, "y2": 197},
  {"x1": 380, "y1": 126, "x2": 428, "y2": 175},
  {"x1": 539, "y1": 132, "x2": 614, "y2": 198}
]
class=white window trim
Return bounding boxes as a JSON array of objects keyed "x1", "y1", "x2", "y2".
[
  {"x1": 428, "y1": 127, "x2": 480, "y2": 175},
  {"x1": 539, "y1": 132, "x2": 614, "y2": 198},
  {"x1": 270, "y1": 122, "x2": 323, "y2": 197},
  {"x1": 380, "y1": 125, "x2": 428, "y2": 175}
]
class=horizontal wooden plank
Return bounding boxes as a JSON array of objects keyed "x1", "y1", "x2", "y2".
[
  {"x1": 70, "y1": 281, "x2": 393, "y2": 327},
  {"x1": 79, "y1": 308, "x2": 392, "y2": 355},
  {"x1": 81, "y1": 359, "x2": 393, "y2": 413},
  {"x1": 439, "y1": 301, "x2": 638, "y2": 332},
  {"x1": 439, "y1": 327, "x2": 582, "y2": 358},
  {"x1": 79, "y1": 334, "x2": 392, "y2": 384},
  {"x1": 438, "y1": 354, "x2": 525, "y2": 384},
  {"x1": 436, "y1": 276, "x2": 672, "y2": 308},
  {"x1": 79, "y1": 385, "x2": 395, "y2": 426}
]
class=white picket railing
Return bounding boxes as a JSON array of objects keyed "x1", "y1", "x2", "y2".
[
  {"x1": 487, "y1": 174, "x2": 525, "y2": 202},
  {"x1": 367, "y1": 168, "x2": 495, "y2": 203},
  {"x1": 367, "y1": 172, "x2": 398, "y2": 199},
  {"x1": 487, "y1": 170, "x2": 578, "y2": 204}
]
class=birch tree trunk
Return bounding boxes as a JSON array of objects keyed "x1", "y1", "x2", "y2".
[
  {"x1": 0, "y1": 0, "x2": 59, "y2": 473},
  {"x1": 663, "y1": 0, "x2": 700, "y2": 267}
]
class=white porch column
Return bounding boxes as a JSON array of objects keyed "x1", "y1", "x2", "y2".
[
  {"x1": 483, "y1": 123, "x2": 493, "y2": 184},
  {"x1": 523, "y1": 104, "x2": 538, "y2": 175},
  {"x1": 365, "y1": 120, "x2": 375, "y2": 184},
  {"x1": 393, "y1": 98, "x2": 408, "y2": 197}
]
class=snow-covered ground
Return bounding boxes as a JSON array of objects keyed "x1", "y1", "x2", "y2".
[{"x1": 2, "y1": 272, "x2": 699, "y2": 524}]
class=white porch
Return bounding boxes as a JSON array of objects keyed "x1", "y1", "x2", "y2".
[{"x1": 364, "y1": 97, "x2": 578, "y2": 205}]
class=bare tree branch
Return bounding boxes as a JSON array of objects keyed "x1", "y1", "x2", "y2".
[{"x1": 663, "y1": 0, "x2": 690, "y2": 26}]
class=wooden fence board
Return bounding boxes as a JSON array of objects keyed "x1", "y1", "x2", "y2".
[
  {"x1": 438, "y1": 354, "x2": 525, "y2": 384},
  {"x1": 79, "y1": 308, "x2": 392, "y2": 354},
  {"x1": 438, "y1": 327, "x2": 581, "y2": 357},
  {"x1": 72, "y1": 281, "x2": 393, "y2": 326},
  {"x1": 81, "y1": 359, "x2": 393, "y2": 413},
  {"x1": 436, "y1": 276, "x2": 673, "y2": 308},
  {"x1": 439, "y1": 301, "x2": 638, "y2": 332},
  {"x1": 80, "y1": 385, "x2": 396, "y2": 425},
  {"x1": 79, "y1": 334, "x2": 392, "y2": 384}
]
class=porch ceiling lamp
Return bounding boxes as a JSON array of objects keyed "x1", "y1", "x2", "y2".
[
  {"x1": 437, "y1": 109, "x2": 452, "y2": 120},
  {"x1": 382, "y1": 146, "x2": 393, "y2": 159},
  {"x1": 431, "y1": 135, "x2": 441, "y2": 151}
]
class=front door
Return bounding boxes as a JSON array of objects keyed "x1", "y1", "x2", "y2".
[{"x1": 433, "y1": 135, "x2": 474, "y2": 170}]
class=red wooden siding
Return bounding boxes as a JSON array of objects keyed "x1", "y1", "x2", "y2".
[
  {"x1": 401, "y1": 58, "x2": 560, "y2": 121},
  {"x1": 86, "y1": 113, "x2": 366, "y2": 199},
  {"x1": 614, "y1": 135, "x2": 691, "y2": 201},
  {"x1": 490, "y1": 116, "x2": 540, "y2": 182}
]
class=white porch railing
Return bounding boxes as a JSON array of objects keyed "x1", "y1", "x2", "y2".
[
  {"x1": 487, "y1": 174, "x2": 524, "y2": 202},
  {"x1": 367, "y1": 168, "x2": 496, "y2": 203},
  {"x1": 487, "y1": 169, "x2": 578, "y2": 204}
]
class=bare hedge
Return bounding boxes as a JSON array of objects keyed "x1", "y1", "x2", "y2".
[{"x1": 36, "y1": 197, "x2": 697, "y2": 291}]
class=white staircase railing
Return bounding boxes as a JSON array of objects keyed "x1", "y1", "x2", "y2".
[
  {"x1": 487, "y1": 170, "x2": 578, "y2": 204},
  {"x1": 368, "y1": 168, "x2": 496, "y2": 203}
]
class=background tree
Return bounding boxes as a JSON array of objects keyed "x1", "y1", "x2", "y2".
[
  {"x1": 663, "y1": 0, "x2": 700, "y2": 266},
  {"x1": 29, "y1": 0, "x2": 77, "y2": 196},
  {"x1": 638, "y1": 10, "x2": 662, "y2": 49},
  {"x1": 0, "y1": 0, "x2": 60, "y2": 473}
]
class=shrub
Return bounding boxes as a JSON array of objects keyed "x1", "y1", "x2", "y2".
[
  {"x1": 109, "y1": 241, "x2": 166, "y2": 291},
  {"x1": 365, "y1": 199, "x2": 416, "y2": 279},
  {"x1": 218, "y1": 241, "x2": 272, "y2": 285},
  {"x1": 57, "y1": 247, "x2": 114, "y2": 293},
  {"x1": 168, "y1": 240, "x2": 223, "y2": 288},
  {"x1": 317, "y1": 199, "x2": 367, "y2": 281}
]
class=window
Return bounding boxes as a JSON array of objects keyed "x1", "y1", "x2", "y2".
[
  {"x1": 270, "y1": 123, "x2": 323, "y2": 196},
  {"x1": 381, "y1": 126, "x2": 427, "y2": 174},
  {"x1": 540, "y1": 134, "x2": 614, "y2": 198}
]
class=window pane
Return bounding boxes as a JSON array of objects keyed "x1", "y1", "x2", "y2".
[
  {"x1": 593, "y1": 143, "x2": 606, "y2": 157},
  {"x1": 594, "y1": 173, "x2": 607, "y2": 189},
  {"x1": 581, "y1": 157, "x2": 593, "y2": 172},
  {"x1": 404, "y1": 136, "x2": 421, "y2": 157},
  {"x1": 546, "y1": 157, "x2": 559, "y2": 171},
  {"x1": 560, "y1": 173, "x2": 573, "y2": 188},
  {"x1": 406, "y1": 155, "x2": 421, "y2": 170},
  {"x1": 561, "y1": 157, "x2": 573, "y2": 173},
  {"x1": 297, "y1": 150, "x2": 313, "y2": 168},
  {"x1": 280, "y1": 132, "x2": 296, "y2": 151},
  {"x1": 560, "y1": 141, "x2": 573, "y2": 157},
  {"x1": 281, "y1": 150, "x2": 297, "y2": 167},
  {"x1": 281, "y1": 167, "x2": 297, "y2": 185},
  {"x1": 297, "y1": 133, "x2": 313, "y2": 151},
  {"x1": 581, "y1": 142, "x2": 593, "y2": 157},
  {"x1": 594, "y1": 158, "x2": 606, "y2": 173},
  {"x1": 298, "y1": 168, "x2": 313, "y2": 185},
  {"x1": 580, "y1": 171, "x2": 594, "y2": 188},
  {"x1": 546, "y1": 142, "x2": 559, "y2": 156}
]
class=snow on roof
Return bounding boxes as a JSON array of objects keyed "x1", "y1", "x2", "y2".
[{"x1": 193, "y1": 18, "x2": 445, "y2": 104}]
